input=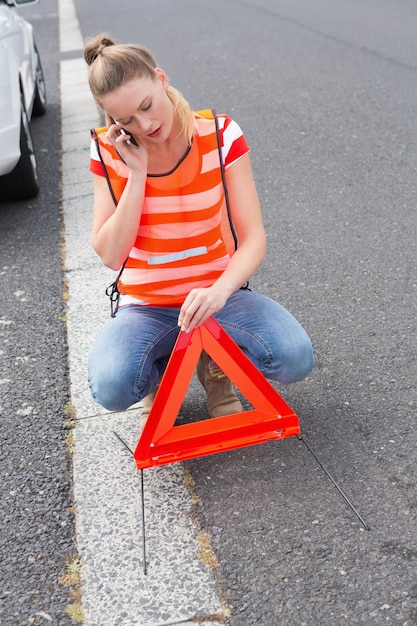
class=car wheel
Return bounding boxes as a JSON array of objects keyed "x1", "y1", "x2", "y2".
[
  {"x1": 32, "y1": 43, "x2": 47, "y2": 117},
  {"x1": 0, "y1": 95, "x2": 39, "y2": 201}
]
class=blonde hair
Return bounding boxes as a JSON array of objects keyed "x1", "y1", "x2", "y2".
[{"x1": 84, "y1": 34, "x2": 195, "y2": 144}]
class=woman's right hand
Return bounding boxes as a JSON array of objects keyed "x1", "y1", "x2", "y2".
[{"x1": 105, "y1": 114, "x2": 148, "y2": 174}]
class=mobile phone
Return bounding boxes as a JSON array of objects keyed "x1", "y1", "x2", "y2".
[
  {"x1": 119, "y1": 127, "x2": 138, "y2": 147},
  {"x1": 108, "y1": 116, "x2": 138, "y2": 147}
]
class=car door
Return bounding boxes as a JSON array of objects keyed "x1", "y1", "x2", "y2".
[{"x1": 0, "y1": 2, "x2": 35, "y2": 116}]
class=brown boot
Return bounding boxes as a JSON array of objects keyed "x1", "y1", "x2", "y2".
[{"x1": 196, "y1": 351, "x2": 242, "y2": 417}]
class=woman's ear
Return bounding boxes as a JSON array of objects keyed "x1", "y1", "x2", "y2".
[{"x1": 155, "y1": 67, "x2": 169, "y2": 89}]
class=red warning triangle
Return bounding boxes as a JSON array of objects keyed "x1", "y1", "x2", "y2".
[{"x1": 134, "y1": 316, "x2": 300, "y2": 469}]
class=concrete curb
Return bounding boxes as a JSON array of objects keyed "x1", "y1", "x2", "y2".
[{"x1": 59, "y1": 1, "x2": 224, "y2": 624}]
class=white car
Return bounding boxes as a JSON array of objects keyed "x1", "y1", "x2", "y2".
[{"x1": 0, "y1": 0, "x2": 46, "y2": 201}]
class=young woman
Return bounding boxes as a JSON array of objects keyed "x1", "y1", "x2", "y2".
[{"x1": 84, "y1": 34, "x2": 313, "y2": 422}]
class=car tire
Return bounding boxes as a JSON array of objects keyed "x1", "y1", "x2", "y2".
[
  {"x1": 32, "y1": 43, "x2": 47, "y2": 117},
  {"x1": 0, "y1": 95, "x2": 39, "y2": 201}
]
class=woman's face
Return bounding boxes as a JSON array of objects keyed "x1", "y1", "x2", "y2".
[{"x1": 101, "y1": 70, "x2": 174, "y2": 144}]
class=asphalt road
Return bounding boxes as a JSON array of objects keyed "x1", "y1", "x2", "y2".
[
  {"x1": 73, "y1": 0, "x2": 417, "y2": 623},
  {"x1": 0, "y1": 2, "x2": 74, "y2": 625},
  {"x1": 1, "y1": 0, "x2": 417, "y2": 624}
]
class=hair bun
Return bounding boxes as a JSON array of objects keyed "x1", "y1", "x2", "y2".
[{"x1": 84, "y1": 34, "x2": 117, "y2": 66}]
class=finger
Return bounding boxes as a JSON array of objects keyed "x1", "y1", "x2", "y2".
[
  {"x1": 180, "y1": 301, "x2": 211, "y2": 333},
  {"x1": 178, "y1": 307, "x2": 196, "y2": 332},
  {"x1": 105, "y1": 122, "x2": 120, "y2": 145},
  {"x1": 178, "y1": 292, "x2": 200, "y2": 329}
]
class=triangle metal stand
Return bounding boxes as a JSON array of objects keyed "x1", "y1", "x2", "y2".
[
  {"x1": 112, "y1": 317, "x2": 369, "y2": 574},
  {"x1": 113, "y1": 430, "x2": 369, "y2": 575},
  {"x1": 113, "y1": 431, "x2": 148, "y2": 575}
]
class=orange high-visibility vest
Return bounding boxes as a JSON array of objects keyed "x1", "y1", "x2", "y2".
[{"x1": 91, "y1": 110, "x2": 248, "y2": 306}]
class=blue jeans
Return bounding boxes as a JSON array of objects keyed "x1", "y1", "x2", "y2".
[{"x1": 88, "y1": 289, "x2": 314, "y2": 411}]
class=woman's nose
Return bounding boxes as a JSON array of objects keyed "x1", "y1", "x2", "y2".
[{"x1": 135, "y1": 115, "x2": 152, "y2": 133}]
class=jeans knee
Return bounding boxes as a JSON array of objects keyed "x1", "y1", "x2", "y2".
[
  {"x1": 279, "y1": 337, "x2": 314, "y2": 384},
  {"x1": 88, "y1": 366, "x2": 137, "y2": 412}
]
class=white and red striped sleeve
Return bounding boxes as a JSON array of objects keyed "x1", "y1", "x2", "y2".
[{"x1": 217, "y1": 114, "x2": 250, "y2": 169}]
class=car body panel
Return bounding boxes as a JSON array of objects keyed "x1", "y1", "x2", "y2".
[{"x1": 0, "y1": 0, "x2": 40, "y2": 177}]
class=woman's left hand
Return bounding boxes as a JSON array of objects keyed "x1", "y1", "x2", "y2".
[{"x1": 178, "y1": 287, "x2": 229, "y2": 333}]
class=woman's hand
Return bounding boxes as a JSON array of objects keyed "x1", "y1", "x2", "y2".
[
  {"x1": 105, "y1": 114, "x2": 148, "y2": 173},
  {"x1": 178, "y1": 286, "x2": 229, "y2": 333}
]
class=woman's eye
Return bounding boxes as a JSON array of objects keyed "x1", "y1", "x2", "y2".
[{"x1": 142, "y1": 101, "x2": 152, "y2": 111}]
